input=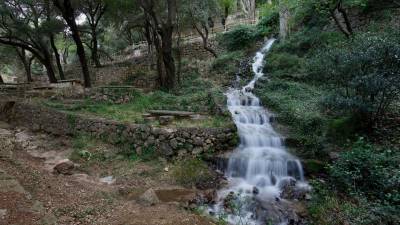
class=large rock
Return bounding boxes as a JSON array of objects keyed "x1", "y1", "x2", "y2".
[
  {"x1": 279, "y1": 178, "x2": 310, "y2": 200},
  {"x1": 137, "y1": 188, "x2": 160, "y2": 206},
  {"x1": 53, "y1": 159, "x2": 75, "y2": 175}
]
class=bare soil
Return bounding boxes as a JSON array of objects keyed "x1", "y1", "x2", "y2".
[{"x1": 0, "y1": 122, "x2": 215, "y2": 225}]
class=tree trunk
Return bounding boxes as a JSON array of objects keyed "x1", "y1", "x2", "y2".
[
  {"x1": 43, "y1": 57, "x2": 58, "y2": 83},
  {"x1": 337, "y1": 2, "x2": 353, "y2": 35},
  {"x1": 193, "y1": 23, "x2": 218, "y2": 58},
  {"x1": 140, "y1": 0, "x2": 176, "y2": 90},
  {"x1": 50, "y1": 34, "x2": 65, "y2": 80},
  {"x1": 16, "y1": 49, "x2": 33, "y2": 82},
  {"x1": 62, "y1": 46, "x2": 69, "y2": 65},
  {"x1": 91, "y1": 26, "x2": 101, "y2": 67},
  {"x1": 160, "y1": 26, "x2": 175, "y2": 90},
  {"x1": 53, "y1": 0, "x2": 91, "y2": 88},
  {"x1": 279, "y1": 5, "x2": 290, "y2": 40},
  {"x1": 176, "y1": 11, "x2": 182, "y2": 85},
  {"x1": 331, "y1": 10, "x2": 351, "y2": 38}
]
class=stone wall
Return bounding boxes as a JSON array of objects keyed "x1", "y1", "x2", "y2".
[
  {"x1": 180, "y1": 39, "x2": 222, "y2": 60},
  {"x1": 1, "y1": 102, "x2": 237, "y2": 158}
]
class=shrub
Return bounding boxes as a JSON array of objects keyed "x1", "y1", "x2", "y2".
[
  {"x1": 309, "y1": 32, "x2": 400, "y2": 126},
  {"x1": 266, "y1": 52, "x2": 305, "y2": 79},
  {"x1": 218, "y1": 25, "x2": 262, "y2": 51},
  {"x1": 172, "y1": 158, "x2": 213, "y2": 188},
  {"x1": 329, "y1": 139, "x2": 400, "y2": 205},
  {"x1": 308, "y1": 179, "x2": 400, "y2": 225},
  {"x1": 326, "y1": 115, "x2": 362, "y2": 144},
  {"x1": 257, "y1": 4, "x2": 279, "y2": 36}
]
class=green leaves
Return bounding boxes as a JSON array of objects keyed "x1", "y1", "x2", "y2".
[{"x1": 309, "y1": 32, "x2": 400, "y2": 124}]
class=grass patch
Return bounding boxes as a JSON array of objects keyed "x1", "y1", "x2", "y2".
[
  {"x1": 70, "y1": 133, "x2": 116, "y2": 164},
  {"x1": 172, "y1": 158, "x2": 214, "y2": 188},
  {"x1": 43, "y1": 73, "x2": 231, "y2": 128}
]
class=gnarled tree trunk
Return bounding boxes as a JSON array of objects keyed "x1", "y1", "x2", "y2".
[
  {"x1": 53, "y1": 0, "x2": 91, "y2": 88},
  {"x1": 50, "y1": 34, "x2": 65, "y2": 80},
  {"x1": 15, "y1": 48, "x2": 34, "y2": 82}
]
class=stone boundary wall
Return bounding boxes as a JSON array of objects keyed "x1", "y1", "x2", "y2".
[{"x1": 1, "y1": 101, "x2": 237, "y2": 157}]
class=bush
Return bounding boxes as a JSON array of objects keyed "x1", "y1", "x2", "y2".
[
  {"x1": 266, "y1": 52, "x2": 305, "y2": 79},
  {"x1": 257, "y1": 4, "x2": 279, "y2": 36},
  {"x1": 329, "y1": 139, "x2": 400, "y2": 205},
  {"x1": 218, "y1": 25, "x2": 262, "y2": 51},
  {"x1": 308, "y1": 179, "x2": 400, "y2": 225},
  {"x1": 326, "y1": 115, "x2": 362, "y2": 144},
  {"x1": 172, "y1": 158, "x2": 213, "y2": 188},
  {"x1": 309, "y1": 32, "x2": 400, "y2": 126},
  {"x1": 256, "y1": 79, "x2": 327, "y2": 157}
]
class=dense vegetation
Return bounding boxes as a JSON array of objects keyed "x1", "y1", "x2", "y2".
[{"x1": 1, "y1": 0, "x2": 400, "y2": 225}]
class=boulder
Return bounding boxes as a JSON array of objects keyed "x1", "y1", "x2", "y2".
[
  {"x1": 137, "y1": 188, "x2": 160, "y2": 206},
  {"x1": 0, "y1": 209, "x2": 7, "y2": 220},
  {"x1": 53, "y1": 159, "x2": 75, "y2": 175}
]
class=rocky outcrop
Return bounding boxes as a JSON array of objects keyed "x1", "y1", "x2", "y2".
[
  {"x1": 53, "y1": 159, "x2": 75, "y2": 175},
  {"x1": 2, "y1": 102, "x2": 237, "y2": 158},
  {"x1": 137, "y1": 188, "x2": 160, "y2": 206}
]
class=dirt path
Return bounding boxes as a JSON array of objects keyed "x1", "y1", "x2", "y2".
[{"x1": 0, "y1": 122, "x2": 215, "y2": 225}]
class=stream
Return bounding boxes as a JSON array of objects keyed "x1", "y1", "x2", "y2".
[{"x1": 211, "y1": 39, "x2": 309, "y2": 225}]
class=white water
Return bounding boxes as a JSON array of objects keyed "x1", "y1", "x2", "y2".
[{"x1": 212, "y1": 39, "x2": 307, "y2": 225}]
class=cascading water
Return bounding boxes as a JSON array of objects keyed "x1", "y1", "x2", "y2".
[{"x1": 211, "y1": 39, "x2": 309, "y2": 225}]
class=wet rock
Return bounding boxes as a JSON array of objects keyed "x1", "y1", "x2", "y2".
[
  {"x1": 279, "y1": 178, "x2": 297, "y2": 200},
  {"x1": 53, "y1": 159, "x2": 75, "y2": 175},
  {"x1": 253, "y1": 186, "x2": 260, "y2": 195},
  {"x1": 279, "y1": 178, "x2": 310, "y2": 200},
  {"x1": 256, "y1": 199, "x2": 304, "y2": 225},
  {"x1": 223, "y1": 192, "x2": 236, "y2": 211},
  {"x1": 137, "y1": 188, "x2": 160, "y2": 206},
  {"x1": 203, "y1": 189, "x2": 217, "y2": 204}
]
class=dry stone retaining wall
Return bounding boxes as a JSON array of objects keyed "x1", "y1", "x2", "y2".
[{"x1": 1, "y1": 102, "x2": 237, "y2": 157}]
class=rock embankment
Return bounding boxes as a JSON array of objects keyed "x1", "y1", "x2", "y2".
[{"x1": 1, "y1": 101, "x2": 237, "y2": 157}]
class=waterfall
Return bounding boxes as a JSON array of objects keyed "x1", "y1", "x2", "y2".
[{"x1": 211, "y1": 39, "x2": 308, "y2": 225}]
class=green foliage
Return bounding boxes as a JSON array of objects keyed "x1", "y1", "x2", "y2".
[
  {"x1": 272, "y1": 28, "x2": 345, "y2": 56},
  {"x1": 326, "y1": 115, "x2": 361, "y2": 144},
  {"x1": 309, "y1": 139, "x2": 400, "y2": 225},
  {"x1": 172, "y1": 158, "x2": 213, "y2": 187},
  {"x1": 309, "y1": 32, "x2": 400, "y2": 125},
  {"x1": 212, "y1": 50, "x2": 244, "y2": 75},
  {"x1": 308, "y1": 180, "x2": 379, "y2": 225},
  {"x1": 218, "y1": 25, "x2": 262, "y2": 51},
  {"x1": 257, "y1": 3, "x2": 279, "y2": 36},
  {"x1": 329, "y1": 139, "x2": 400, "y2": 205},
  {"x1": 266, "y1": 52, "x2": 305, "y2": 79},
  {"x1": 256, "y1": 79, "x2": 327, "y2": 157}
]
